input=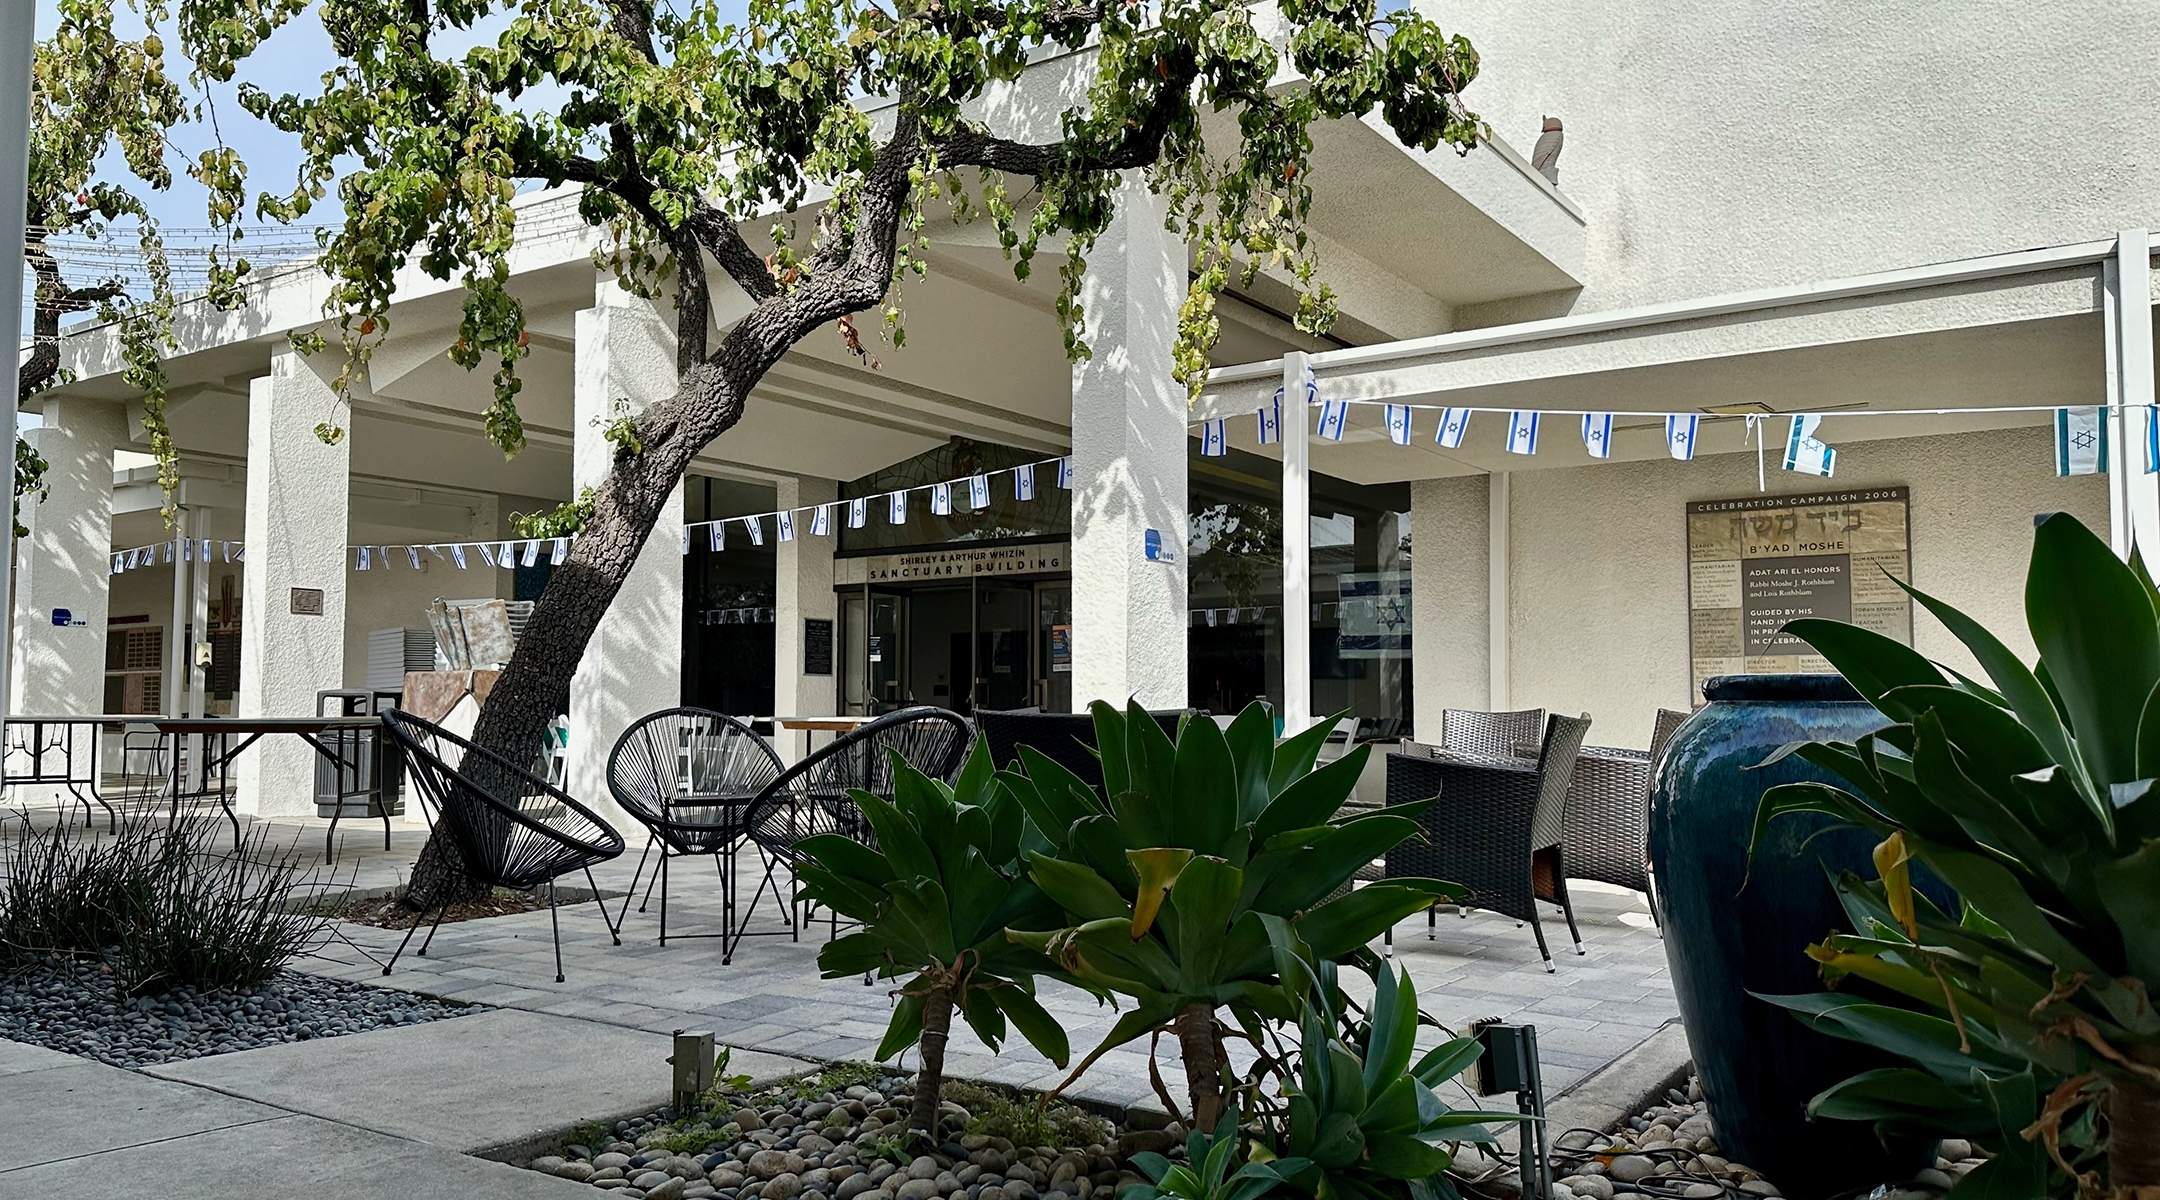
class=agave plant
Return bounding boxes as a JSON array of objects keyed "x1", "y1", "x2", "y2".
[
  {"x1": 1750, "y1": 513, "x2": 2160, "y2": 1196},
  {"x1": 1123, "y1": 1106, "x2": 1308, "y2": 1200},
  {"x1": 794, "y1": 740, "x2": 1079, "y2": 1137},
  {"x1": 1264, "y1": 920, "x2": 1518, "y2": 1200},
  {"x1": 1004, "y1": 701, "x2": 1461, "y2": 1132}
]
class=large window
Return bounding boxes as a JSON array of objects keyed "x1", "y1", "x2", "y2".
[
  {"x1": 685, "y1": 478, "x2": 777, "y2": 717},
  {"x1": 1187, "y1": 445, "x2": 1412, "y2": 738},
  {"x1": 839, "y1": 438, "x2": 1067, "y2": 555}
]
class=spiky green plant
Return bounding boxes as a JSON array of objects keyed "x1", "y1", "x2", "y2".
[
  {"x1": 1004, "y1": 701, "x2": 1461, "y2": 1131},
  {"x1": 1124, "y1": 1106, "x2": 1308, "y2": 1200}
]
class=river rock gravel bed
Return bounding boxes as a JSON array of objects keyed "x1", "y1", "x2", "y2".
[{"x1": 0, "y1": 954, "x2": 483, "y2": 1069}]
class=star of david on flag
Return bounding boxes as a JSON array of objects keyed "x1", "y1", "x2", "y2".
[
  {"x1": 1435, "y1": 407, "x2": 1472, "y2": 449},
  {"x1": 357, "y1": 546, "x2": 371, "y2": 570},
  {"x1": 551, "y1": 538, "x2": 569, "y2": 565},
  {"x1": 449, "y1": 544, "x2": 468, "y2": 568},
  {"x1": 521, "y1": 540, "x2": 539, "y2": 567},
  {"x1": 931, "y1": 482, "x2": 953, "y2": 515},
  {"x1": 709, "y1": 522, "x2": 725, "y2": 552},
  {"x1": 1014, "y1": 464, "x2": 1035, "y2": 501},
  {"x1": 968, "y1": 474, "x2": 990, "y2": 509},
  {"x1": 1505, "y1": 411, "x2": 1540, "y2": 456},
  {"x1": 1385, "y1": 404, "x2": 1412, "y2": 446},
  {"x1": 477, "y1": 543, "x2": 497, "y2": 568},
  {"x1": 408, "y1": 546, "x2": 423, "y2": 569},
  {"x1": 2055, "y1": 406, "x2": 2108, "y2": 477},
  {"x1": 1201, "y1": 419, "x2": 1227, "y2": 457},
  {"x1": 1055, "y1": 457, "x2": 1072, "y2": 488},
  {"x1": 1782, "y1": 414, "x2": 1837, "y2": 478},
  {"x1": 888, "y1": 490, "x2": 909, "y2": 524},
  {"x1": 1257, "y1": 399, "x2": 1282, "y2": 445},
  {"x1": 849, "y1": 497, "x2": 868, "y2": 528},
  {"x1": 743, "y1": 515, "x2": 764, "y2": 546},
  {"x1": 776, "y1": 510, "x2": 795, "y2": 542},
  {"x1": 498, "y1": 541, "x2": 514, "y2": 567},
  {"x1": 1316, "y1": 399, "x2": 1350, "y2": 441},
  {"x1": 810, "y1": 505, "x2": 831, "y2": 537},
  {"x1": 1581, "y1": 413, "x2": 1614, "y2": 459},
  {"x1": 1666, "y1": 414, "x2": 1701, "y2": 461}
]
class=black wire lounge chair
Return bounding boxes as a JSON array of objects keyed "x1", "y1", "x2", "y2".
[
  {"x1": 382, "y1": 710, "x2": 625, "y2": 982},
  {"x1": 735, "y1": 706, "x2": 972, "y2": 964},
  {"x1": 975, "y1": 708, "x2": 1187, "y2": 791},
  {"x1": 1438, "y1": 707, "x2": 1547, "y2": 759},
  {"x1": 607, "y1": 707, "x2": 786, "y2": 946},
  {"x1": 1383, "y1": 712, "x2": 1593, "y2": 972}
]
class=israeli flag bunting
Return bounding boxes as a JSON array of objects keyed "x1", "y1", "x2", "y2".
[
  {"x1": 1783, "y1": 414, "x2": 1837, "y2": 478},
  {"x1": 1505, "y1": 411, "x2": 1541, "y2": 456},
  {"x1": 849, "y1": 497, "x2": 868, "y2": 528},
  {"x1": 744, "y1": 515, "x2": 764, "y2": 546},
  {"x1": 1056, "y1": 457, "x2": 1072, "y2": 488},
  {"x1": 477, "y1": 543, "x2": 497, "y2": 568},
  {"x1": 1257, "y1": 399, "x2": 1282, "y2": 445},
  {"x1": 450, "y1": 544, "x2": 468, "y2": 569},
  {"x1": 111, "y1": 554, "x2": 122, "y2": 576},
  {"x1": 521, "y1": 540, "x2": 540, "y2": 567},
  {"x1": 233, "y1": 544, "x2": 244, "y2": 563},
  {"x1": 1581, "y1": 413, "x2": 1614, "y2": 459},
  {"x1": 1014, "y1": 464, "x2": 1036, "y2": 501},
  {"x1": 357, "y1": 546, "x2": 371, "y2": 570},
  {"x1": 888, "y1": 490, "x2": 908, "y2": 524},
  {"x1": 1666, "y1": 414, "x2": 1701, "y2": 461},
  {"x1": 1385, "y1": 404, "x2": 1412, "y2": 446},
  {"x1": 551, "y1": 538, "x2": 569, "y2": 565},
  {"x1": 160, "y1": 541, "x2": 171, "y2": 564},
  {"x1": 932, "y1": 482, "x2": 953, "y2": 516},
  {"x1": 969, "y1": 474, "x2": 990, "y2": 509},
  {"x1": 181, "y1": 538, "x2": 192, "y2": 562},
  {"x1": 776, "y1": 510, "x2": 795, "y2": 543},
  {"x1": 1316, "y1": 399, "x2": 1350, "y2": 441},
  {"x1": 407, "y1": 546, "x2": 423, "y2": 570},
  {"x1": 707, "y1": 522, "x2": 725, "y2": 552},
  {"x1": 1201, "y1": 419, "x2": 1227, "y2": 457},
  {"x1": 810, "y1": 505, "x2": 832, "y2": 537},
  {"x1": 1435, "y1": 407, "x2": 1472, "y2": 449},
  {"x1": 221, "y1": 542, "x2": 232, "y2": 562},
  {"x1": 2055, "y1": 406, "x2": 2108, "y2": 477},
  {"x1": 498, "y1": 541, "x2": 514, "y2": 567}
]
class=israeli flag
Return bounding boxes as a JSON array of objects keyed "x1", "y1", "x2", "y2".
[
  {"x1": 221, "y1": 541, "x2": 232, "y2": 562},
  {"x1": 1666, "y1": 414, "x2": 1701, "y2": 461},
  {"x1": 931, "y1": 482, "x2": 952, "y2": 515},
  {"x1": 2055, "y1": 406, "x2": 2108, "y2": 476},
  {"x1": 1014, "y1": 464, "x2": 1036, "y2": 501},
  {"x1": 181, "y1": 538, "x2": 193, "y2": 562},
  {"x1": 1257, "y1": 399, "x2": 1282, "y2": 445},
  {"x1": 1783, "y1": 414, "x2": 1838, "y2": 477},
  {"x1": 407, "y1": 546, "x2": 423, "y2": 570},
  {"x1": 1505, "y1": 411, "x2": 1541, "y2": 456},
  {"x1": 2146, "y1": 408, "x2": 2159, "y2": 475},
  {"x1": 551, "y1": 538, "x2": 569, "y2": 565},
  {"x1": 777, "y1": 510, "x2": 795, "y2": 542},
  {"x1": 681, "y1": 530, "x2": 689, "y2": 554},
  {"x1": 477, "y1": 543, "x2": 497, "y2": 568},
  {"x1": 810, "y1": 505, "x2": 832, "y2": 536},
  {"x1": 1316, "y1": 399, "x2": 1350, "y2": 441},
  {"x1": 969, "y1": 474, "x2": 990, "y2": 509},
  {"x1": 744, "y1": 515, "x2": 764, "y2": 546},
  {"x1": 1056, "y1": 457, "x2": 1072, "y2": 488},
  {"x1": 888, "y1": 490, "x2": 908, "y2": 524},
  {"x1": 1385, "y1": 405, "x2": 1412, "y2": 446},
  {"x1": 1435, "y1": 407, "x2": 1472, "y2": 449},
  {"x1": 160, "y1": 541, "x2": 172, "y2": 564},
  {"x1": 357, "y1": 546, "x2": 371, "y2": 571},
  {"x1": 233, "y1": 544, "x2": 244, "y2": 563},
  {"x1": 849, "y1": 497, "x2": 868, "y2": 528},
  {"x1": 522, "y1": 540, "x2": 540, "y2": 567},
  {"x1": 708, "y1": 522, "x2": 725, "y2": 552},
  {"x1": 111, "y1": 554, "x2": 122, "y2": 576},
  {"x1": 1201, "y1": 419, "x2": 1227, "y2": 457},
  {"x1": 1581, "y1": 413, "x2": 1614, "y2": 459},
  {"x1": 498, "y1": 541, "x2": 514, "y2": 566}
]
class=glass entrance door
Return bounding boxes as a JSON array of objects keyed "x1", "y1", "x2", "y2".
[
  {"x1": 974, "y1": 583, "x2": 1034, "y2": 712},
  {"x1": 867, "y1": 588, "x2": 908, "y2": 712},
  {"x1": 1035, "y1": 583, "x2": 1072, "y2": 713}
]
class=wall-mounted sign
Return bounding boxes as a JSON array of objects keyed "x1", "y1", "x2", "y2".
[
  {"x1": 1338, "y1": 572, "x2": 1410, "y2": 660},
  {"x1": 290, "y1": 587, "x2": 325, "y2": 616},
  {"x1": 835, "y1": 542, "x2": 1068, "y2": 586},
  {"x1": 803, "y1": 618, "x2": 834, "y2": 676},
  {"x1": 1685, "y1": 486, "x2": 1911, "y2": 696}
]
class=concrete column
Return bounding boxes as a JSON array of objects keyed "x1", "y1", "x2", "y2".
[
  {"x1": 236, "y1": 348, "x2": 351, "y2": 816},
  {"x1": 773, "y1": 475, "x2": 838, "y2": 762},
  {"x1": 568, "y1": 278, "x2": 683, "y2": 828},
  {"x1": 1408, "y1": 475, "x2": 1491, "y2": 744},
  {"x1": 2105, "y1": 228, "x2": 2158, "y2": 559},
  {"x1": 1069, "y1": 177, "x2": 1188, "y2": 710},
  {"x1": 1488, "y1": 471, "x2": 1511, "y2": 710},
  {"x1": 1280, "y1": 352, "x2": 1312, "y2": 734},
  {"x1": 10, "y1": 395, "x2": 124, "y2": 716}
]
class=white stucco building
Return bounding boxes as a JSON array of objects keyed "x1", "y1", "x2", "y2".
[{"x1": 14, "y1": 1, "x2": 2157, "y2": 816}]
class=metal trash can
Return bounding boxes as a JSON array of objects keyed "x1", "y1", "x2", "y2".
[{"x1": 315, "y1": 689, "x2": 405, "y2": 818}]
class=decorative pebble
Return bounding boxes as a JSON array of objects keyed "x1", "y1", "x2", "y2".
[{"x1": 1607, "y1": 1156, "x2": 1657, "y2": 1184}]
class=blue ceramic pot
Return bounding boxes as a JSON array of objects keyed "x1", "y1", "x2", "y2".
[{"x1": 1649, "y1": 674, "x2": 1921, "y2": 1199}]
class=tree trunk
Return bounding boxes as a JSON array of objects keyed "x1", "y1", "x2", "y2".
[
  {"x1": 404, "y1": 831, "x2": 493, "y2": 910},
  {"x1": 1175, "y1": 1002, "x2": 1224, "y2": 1134},
  {"x1": 908, "y1": 984, "x2": 955, "y2": 1138},
  {"x1": 2111, "y1": 1046, "x2": 2160, "y2": 1197}
]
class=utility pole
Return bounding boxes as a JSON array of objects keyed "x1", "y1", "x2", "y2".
[{"x1": 0, "y1": 0, "x2": 37, "y2": 717}]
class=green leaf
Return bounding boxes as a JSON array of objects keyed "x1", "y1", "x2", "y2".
[
  {"x1": 1091, "y1": 700, "x2": 1131, "y2": 801},
  {"x1": 1410, "y1": 1037, "x2": 1485, "y2": 1089},
  {"x1": 1361, "y1": 1133, "x2": 1453, "y2": 1181},
  {"x1": 1270, "y1": 712, "x2": 1345, "y2": 798},
  {"x1": 1786, "y1": 617, "x2": 1947, "y2": 703},
  {"x1": 1252, "y1": 745, "x2": 1372, "y2": 845},
  {"x1": 2092, "y1": 837, "x2": 2160, "y2": 980},
  {"x1": 1361, "y1": 966, "x2": 1418, "y2": 1097},
  {"x1": 990, "y1": 983, "x2": 1071, "y2": 1066},
  {"x1": 1029, "y1": 851, "x2": 1135, "y2": 922},
  {"x1": 876, "y1": 989, "x2": 926, "y2": 1061},
  {"x1": 2027, "y1": 511, "x2": 2160, "y2": 790},
  {"x1": 1806, "y1": 1068, "x2": 1984, "y2": 1123},
  {"x1": 1299, "y1": 882, "x2": 1460, "y2": 959},
  {"x1": 1224, "y1": 702, "x2": 1278, "y2": 823},
  {"x1": 1309, "y1": 1109, "x2": 1365, "y2": 1169},
  {"x1": 796, "y1": 833, "x2": 897, "y2": 889},
  {"x1": 1759, "y1": 993, "x2": 2022, "y2": 1079},
  {"x1": 1171, "y1": 715, "x2": 1239, "y2": 852},
  {"x1": 1165, "y1": 855, "x2": 1243, "y2": 989},
  {"x1": 850, "y1": 790, "x2": 939, "y2": 883},
  {"x1": 2138, "y1": 677, "x2": 2160, "y2": 781},
  {"x1": 1127, "y1": 848, "x2": 1196, "y2": 938}
]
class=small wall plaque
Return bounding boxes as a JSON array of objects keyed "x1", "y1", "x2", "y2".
[
  {"x1": 290, "y1": 587, "x2": 325, "y2": 616},
  {"x1": 804, "y1": 618, "x2": 834, "y2": 676}
]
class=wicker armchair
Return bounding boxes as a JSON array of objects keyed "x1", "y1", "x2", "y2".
[
  {"x1": 976, "y1": 708, "x2": 1187, "y2": 791},
  {"x1": 733, "y1": 706, "x2": 973, "y2": 962},
  {"x1": 382, "y1": 710, "x2": 626, "y2": 982},
  {"x1": 1384, "y1": 712, "x2": 1592, "y2": 972},
  {"x1": 607, "y1": 708, "x2": 786, "y2": 946},
  {"x1": 1439, "y1": 708, "x2": 1547, "y2": 759}
]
